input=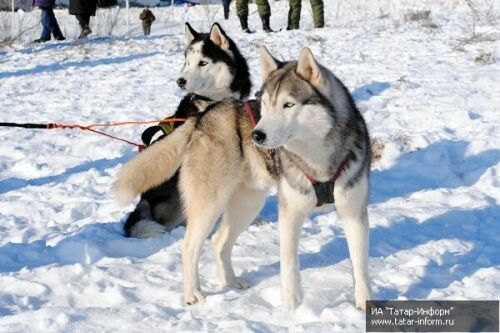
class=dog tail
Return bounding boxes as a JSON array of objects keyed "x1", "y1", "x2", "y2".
[{"x1": 114, "y1": 118, "x2": 196, "y2": 206}]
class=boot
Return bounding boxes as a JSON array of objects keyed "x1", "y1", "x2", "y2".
[
  {"x1": 239, "y1": 16, "x2": 252, "y2": 33},
  {"x1": 286, "y1": 10, "x2": 292, "y2": 30},
  {"x1": 262, "y1": 16, "x2": 272, "y2": 33},
  {"x1": 33, "y1": 38, "x2": 50, "y2": 43},
  {"x1": 78, "y1": 26, "x2": 92, "y2": 39},
  {"x1": 51, "y1": 23, "x2": 65, "y2": 41}
]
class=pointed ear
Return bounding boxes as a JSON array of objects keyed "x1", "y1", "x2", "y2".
[
  {"x1": 185, "y1": 22, "x2": 198, "y2": 44},
  {"x1": 260, "y1": 46, "x2": 279, "y2": 81},
  {"x1": 209, "y1": 23, "x2": 230, "y2": 51},
  {"x1": 296, "y1": 48, "x2": 323, "y2": 86}
]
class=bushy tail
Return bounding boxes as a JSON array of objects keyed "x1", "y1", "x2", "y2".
[{"x1": 114, "y1": 118, "x2": 195, "y2": 206}]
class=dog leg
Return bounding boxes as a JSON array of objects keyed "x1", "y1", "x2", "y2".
[
  {"x1": 335, "y1": 176, "x2": 372, "y2": 310},
  {"x1": 278, "y1": 179, "x2": 316, "y2": 311},
  {"x1": 182, "y1": 206, "x2": 221, "y2": 305},
  {"x1": 212, "y1": 184, "x2": 267, "y2": 289},
  {"x1": 179, "y1": 156, "x2": 239, "y2": 305}
]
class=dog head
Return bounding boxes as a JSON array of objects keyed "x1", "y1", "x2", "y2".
[
  {"x1": 252, "y1": 47, "x2": 334, "y2": 150},
  {"x1": 177, "y1": 23, "x2": 240, "y2": 101}
]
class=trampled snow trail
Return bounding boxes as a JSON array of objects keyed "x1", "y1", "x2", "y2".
[{"x1": 0, "y1": 1, "x2": 499, "y2": 332}]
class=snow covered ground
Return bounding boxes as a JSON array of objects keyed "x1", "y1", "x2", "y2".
[{"x1": 0, "y1": 0, "x2": 499, "y2": 332}]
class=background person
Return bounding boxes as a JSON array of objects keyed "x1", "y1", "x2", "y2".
[
  {"x1": 236, "y1": 0, "x2": 272, "y2": 33},
  {"x1": 139, "y1": 7, "x2": 155, "y2": 36},
  {"x1": 32, "y1": 0, "x2": 65, "y2": 43},
  {"x1": 287, "y1": 0, "x2": 324, "y2": 30},
  {"x1": 69, "y1": 0, "x2": 97, "y2": 39}
]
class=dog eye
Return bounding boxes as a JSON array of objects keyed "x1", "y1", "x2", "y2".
[
  {"x1": 283, "y1": 102, "x2": 295, "y2": 108},
  {"x1": 198, "y1": 61, "x2": 208, "y2": 67}
]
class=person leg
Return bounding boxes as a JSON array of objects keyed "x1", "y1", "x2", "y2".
[
  {"x1": 76, "y1": 15, "x2": 92, "y2": 39},
  {"x1": 146, "y1": 24, "x2": 151, "y2": 36},
  {"x1": 47, "y1": 8, "x2": 65, "y2": 40},
  {"x1": 236, "y1": 0, "x2": 251, "y2": 33},
  {"x1": 288, "y1": 0, "x2": 301, "y2": 30},
  {"x1": 310, "y1": 0, "x2": 324, "y2": 28},
  {"x1": 39, "y1": 8, "x2": 51, "y2": 41},
  {"x1": 223, "y1": 2, "x2": 230, "y2": 20},
  {"x1": 235, "y1": 0, "x2": 248, "y2": 19},
  {"x1": 76, "y1": 14, "x2": 85, "y2": 29},
  {"x1": 255, "y1": 0, "x2": 271, "y2": 32}
]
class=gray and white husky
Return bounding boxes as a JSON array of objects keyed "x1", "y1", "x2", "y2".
[
  {"x1": 115, "y1": 46, "x2": 372, "y2": 311},
  {"x1": 124, "y1": 22, "x2": 251, "y2": 238}
]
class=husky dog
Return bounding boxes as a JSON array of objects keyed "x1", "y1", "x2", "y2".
[
  {"x1": 177, "y1": 22, "x2": 251, "y2": 101},
  {"x1": 115, "y1": 47, "x2": 372, "y2": 310},
  {"x1": 124, "y1": 22, "x2": 252, "y2": 238}
]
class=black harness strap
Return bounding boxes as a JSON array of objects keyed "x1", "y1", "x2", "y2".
[{"x1": 305, "y1": 157, "x2": 348, "y2": 206}]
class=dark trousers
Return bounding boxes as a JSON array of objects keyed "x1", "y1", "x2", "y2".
[
  {"x1": 223, "y1": 3, "x2": 230, "y2": 19},
  {"x1": 142, "y1": 23, "x2": 151, "y2": 36},
  {"x1": 222, "y1": 0, "x2": 230, "y2": 19},
  {"x1": 76, "y1": 14, "x2": 91, "y2": 29},
  {"x1": 40, "y1": 8, "x2": 64, "y2": 40}
]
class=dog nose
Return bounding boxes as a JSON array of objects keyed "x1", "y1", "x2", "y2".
[
  {"x1": 177, "y1": 78, "x2": 186, "y2": 88},
  {"x1": 252, "y1": 130, "x2": 267, "y2": 144}
]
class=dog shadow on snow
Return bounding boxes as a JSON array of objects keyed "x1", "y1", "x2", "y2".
[
  {"x1": 0, "y1": 153, "x2": 134, "y2": 195},
  {"x1": 370, "y1": 140, "x2": 500, "y2": 205},
  {"x1": 352, "y1": 81, "x2": 391, "y2": 101},
  {"x1": 245, "y1": 139, "x2": 500, "y2": 299}
]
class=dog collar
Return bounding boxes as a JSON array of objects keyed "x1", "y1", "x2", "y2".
[{"x1": 245, "y1": 100, "x2": 259, "y2": 126}]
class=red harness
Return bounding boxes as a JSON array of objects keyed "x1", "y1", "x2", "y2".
[{"x1": 245, "y1": 101, "x2": 347, "y2": 206}]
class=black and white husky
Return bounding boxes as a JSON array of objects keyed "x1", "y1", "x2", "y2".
[
  {"x1": 124, "y1": 22, "x2": 251, "y2": 238},
  {"x1": 116, "y1": 47, "x2": 372, "y2": 310}
]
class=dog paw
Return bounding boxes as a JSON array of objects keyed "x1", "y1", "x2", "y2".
[
  {"x1": 185, "y1": 289, "x2": 206, "y2": 305},
  {"x1": 226, "y1": 277, "x2": 250, "y2": 290},
  {"x1": 282, "y1": 289, "x2": 303, "y2": 311},
  {"x1": 354, "y1": 283, "x2": 372, "y2": 310}
]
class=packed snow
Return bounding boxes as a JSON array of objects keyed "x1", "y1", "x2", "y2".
[{"x1": 0, "y1": 0, "x2": 499, "y2": 332}]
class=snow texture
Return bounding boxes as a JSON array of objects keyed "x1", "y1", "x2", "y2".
[{"x1": 0, "y1": 0, "x2": 499, "y2": 332}]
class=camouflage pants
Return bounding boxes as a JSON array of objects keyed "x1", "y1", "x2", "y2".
[
  {"x1": 288, "y1": 0, "x2": 324, "y2": 29},
  {"x1": 236, "y1": 0, "x2": 271, "y2": 19}
]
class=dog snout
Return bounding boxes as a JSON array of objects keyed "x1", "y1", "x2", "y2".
[
  {"x1": 251, "y1": 130, "x2": 267, "y2": 144},
  {"x1": 177, "y1": 77, "x2": 187, "y2": 88}
]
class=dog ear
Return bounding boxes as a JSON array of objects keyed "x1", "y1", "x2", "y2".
[
  {"x1": 185, "y1": 22, "x2": 198, "y2": 44},
  {"x1": 260, "y1": 46, "x2": 279, "y2": 81},
  {"x1": 296, "y1": 48, "x2": 323, "y2": 86},
  {"x1": 209, "y1": 23, "x2": 230, "y2": 50}
]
